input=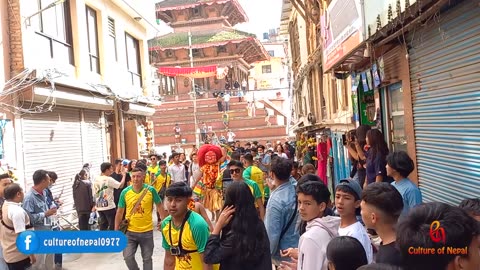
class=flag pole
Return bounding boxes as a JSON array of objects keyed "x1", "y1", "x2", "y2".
[{"x1": 188, "y1": 30, "x2": 199, "y2": 147}]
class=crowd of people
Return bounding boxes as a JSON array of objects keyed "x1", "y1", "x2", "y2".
[{"x1": 0, "y1": 130, "x2": 479, "y2": 270}]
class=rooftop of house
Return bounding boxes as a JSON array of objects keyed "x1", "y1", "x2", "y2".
[
  {"x1": 148, "y1": 29, "x2": 269, "y2": 64},
  {"x1": 148, "y1": 29, "x2": 255, "y2": 49},
  {"x1": 155, "y1": 0, "x2": 248, "y2": 26}
]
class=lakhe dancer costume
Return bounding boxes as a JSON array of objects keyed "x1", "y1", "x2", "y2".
[{"x1": 196, "y1": 145, "x2": 224, "y2": 213}]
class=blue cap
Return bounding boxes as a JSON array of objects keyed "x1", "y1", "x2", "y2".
[
  {"x1": 122, "y1": 160, "x2": 130, "y2": 166},
  {"x1": 336, "y1": 179, "x2": 362, "y2": 200}
]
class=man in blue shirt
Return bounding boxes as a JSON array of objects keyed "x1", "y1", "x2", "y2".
[
  {"x1": 386, "y1": 151, "x2": 422, "y2": 214},
  {"x1": 264, "y1": 157, "x2": 299, "y2": 266}
]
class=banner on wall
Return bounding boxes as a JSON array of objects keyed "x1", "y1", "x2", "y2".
[
  {"x1": 158, "y1": 65, "x2": 218, "y2": 78},
  {"x1": 372, "y1": 63, "x2": 381, "y2": 87},
  {"x1": 321, "y1": 0, "x2": 364, "y2": 71}
]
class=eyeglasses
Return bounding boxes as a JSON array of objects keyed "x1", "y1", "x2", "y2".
[
  {"x1": 150, "y1": 158, "x2": 157, "y2": 161},
  {"x1": 229, "y1": 168, "x2": 241, "y2": 174}
]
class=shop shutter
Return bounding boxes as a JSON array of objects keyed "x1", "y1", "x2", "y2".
[
  {"x1": 21, "y1": 107, "x2": 83, "y2": 215},
  {"x1": 408, "y1": 1, "x2": 480, "y2": 204},
  {"x1": 83, "y1": 110, "x2": 106, "y2": 178}
]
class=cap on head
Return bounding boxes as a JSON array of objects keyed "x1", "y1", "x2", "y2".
[{"x1": 336, "y1": 179, "x2": 362, "y2": 200}]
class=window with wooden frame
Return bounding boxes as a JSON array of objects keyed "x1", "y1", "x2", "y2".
[
  {"x1": 125, "y1": 33, "x2": 142, "y2": 87},
  {"x1": 86, "y1": 6, "x2": 100, "y2": 73},
  {"x1": 32, "y1": 0, "x2": 74, "y2": 65},
  {"x1": 192, "y1": 7, "x2": 201, "y2": 17},
  {"x1": 217, "y1": 46, "x2": 227, "y2": 54},
  {"x1": 192, "y1": 48, "x2": 202, "y2": 57},
  {"x1": 107, "y1": 17, "x2": 117, "y2": 62},
  {"x1": 262, "y1": 65, "x2": 272, "y2": 74},
  {"x1": 166, "y1": 50, "x2": 174, "y2": 58}
]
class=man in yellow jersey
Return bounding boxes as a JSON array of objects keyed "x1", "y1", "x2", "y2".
[
  {"x1": 242, "y1": 153, "x2": 265, "y2": 200},
  {"x1": 114, "y1": 168, "x2": 166, "y2": 270},
  {"x1": 228, "y1": 160, "x2": 265, "y2": 220},
  {"x1": 162, "y1": 182, "x2": 213, "y2": 270},
  {"x1": 147, "y1": 154, "x2": 160, "y2": 184}
]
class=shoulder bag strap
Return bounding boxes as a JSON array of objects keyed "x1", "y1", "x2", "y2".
[
  {"x1": 279, "y1": 197, "x2": 298, "y2": 241},
  {"x1": 126, "y1": 176, "x2": 158, "y2": 220}
]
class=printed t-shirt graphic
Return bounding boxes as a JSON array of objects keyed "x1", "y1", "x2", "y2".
[
  {"x1": 93, "y1": 175, "x2": 121, "y2": 211},
  {"x1": 162, "y1": 211, "x2": 212, "y2": 270},
  {"x1": 118, "y1": 184, "x2": 161, "y2": 233}
]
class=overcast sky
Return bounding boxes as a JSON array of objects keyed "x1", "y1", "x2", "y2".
[
  {"x1": 236, "y1": 0, "x2": 283, "y2": 38},
  {"x1": 146, "y1": 0, "x2": 283, "y2": 39}
]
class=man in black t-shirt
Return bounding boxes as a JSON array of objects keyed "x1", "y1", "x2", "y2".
[
  {"x1": 111, "y1": 159, "x2": 129, "y2": 208},
  {"x1": 360, "y1": 182, "x2": 404, "y2": 266}
]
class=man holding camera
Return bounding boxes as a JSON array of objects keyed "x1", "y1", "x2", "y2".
[{"x1": 161, "y1": 182, "x2": 212, "y2": 270}]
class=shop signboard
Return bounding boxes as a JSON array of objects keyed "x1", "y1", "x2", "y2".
[{"x1": 321, "y1": 0, "x2": 364, "y2": 71}]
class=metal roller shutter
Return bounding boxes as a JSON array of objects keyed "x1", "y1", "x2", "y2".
[
  {"x1": 408, "y1": 0, "x2": 480, "y2": 204},
  {"x1": 22, "y1": 107, "x2": 83, "y2": 215},
  {"x1": 83, "y1": 110, "x2": 106, "y2": 178}
]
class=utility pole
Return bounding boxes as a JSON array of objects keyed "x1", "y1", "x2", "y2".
[{"x1": 188, "y1": 31, "x2": 199, "y2": 147}]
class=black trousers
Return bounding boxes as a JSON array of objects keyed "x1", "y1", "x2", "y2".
[
  {"x1": 98, "y1": 208, "x2": 116, "y2": 230},
  {"x1": 7, "y1": 257, "x2": 31, "y2": 270},
  {"x1": 77, "y1": 212, "x2": 90, "y2": 230}
]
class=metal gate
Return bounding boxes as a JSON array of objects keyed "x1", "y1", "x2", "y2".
[
  {"x1": 22, "y1": 107, "x2": 83, "y2": 215},
  {"x1": 408, "y1": 0, "x2": 480, "y2": 204},
  {"x1": 83, "y1": 110, "x2": 106, "y2": 177}
]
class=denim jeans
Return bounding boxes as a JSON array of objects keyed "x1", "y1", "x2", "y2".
[{"x1": 123, "y1": 231, "x2": 154, "y2": 270}]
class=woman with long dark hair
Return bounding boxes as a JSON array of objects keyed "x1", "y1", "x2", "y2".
[
  {"x1": 364, "y1": 129, "x2": 390, "y2": 188},
  {"x1": 203, "y1": 181, "x2": 271, "y2": 269}
]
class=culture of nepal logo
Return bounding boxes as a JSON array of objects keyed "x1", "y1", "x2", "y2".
[{"x1": 407, "y1": 221, "x2": 468, "y2": 255}]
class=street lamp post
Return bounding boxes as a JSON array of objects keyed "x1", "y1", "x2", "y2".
[{"x1": 188, "y1": 31, "x2": 200, "y2": 147}]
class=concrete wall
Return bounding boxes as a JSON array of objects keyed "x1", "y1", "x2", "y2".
[
  {"x1": 16, "y1": 0, "x2": 151, "y2": 98},
  {"x1": 1, "y1": 0, "x2": 17, "y2": 168}
]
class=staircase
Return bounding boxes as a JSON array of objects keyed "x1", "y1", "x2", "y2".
[{"x1": 151, "y1": 97, "x2": 288, "y2": 147}]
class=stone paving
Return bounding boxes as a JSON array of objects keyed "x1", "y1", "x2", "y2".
[{"x1": 63, "y1": 229, "x2": 166, "y2": 270}]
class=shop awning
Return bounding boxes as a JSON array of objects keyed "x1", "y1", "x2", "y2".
[{"x1": 158, "y1": 65, "x2": 218, "y2": 79}]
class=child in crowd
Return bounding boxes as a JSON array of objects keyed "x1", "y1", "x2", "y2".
[
  {"x1": 361, "y1": 182, "x2": 403, "y2": 266},
  {"x1": 280, "y1": 181, "x2": 340, "y2": 270},
  {"x1": 326, "y1": 236, "x2": 368, "y2": 270},
  {"x1": 386, "y1": 151, "x2": 422, "y2": 214},
  {"x1": 335, "y1": 179, "x2": 373, "y2": 263},
  {"x1": 459, "y1": 198, "x2": 480, "y2": 221}
]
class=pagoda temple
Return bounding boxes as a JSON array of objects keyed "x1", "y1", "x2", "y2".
[{"x1": 149, "y1": 0, "x2": 269, "y2": 99}]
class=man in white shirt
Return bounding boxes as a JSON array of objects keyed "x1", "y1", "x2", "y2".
[
  {"x1": 227, "y1": 130, "x2": 236, "y2": 143},
  {"x1": 93, "y1": 162, "x2": 126, "y2": 230},
  {"x1": 1, "y1": 183, "x2": 36, "y2": 269},
  {"x1": 0, "y1": 173, "x2": 12, "y2": 270},
  {"x1": 168, "y1": 153, "x2": 186, "y2": 183},
  {"x1": 223, "y1": 93, "x2": 230, "y2": 111}
]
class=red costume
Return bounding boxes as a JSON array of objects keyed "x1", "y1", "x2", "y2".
[{"x1": 197, "y1": 145, "x2": 223, "y2": 212}]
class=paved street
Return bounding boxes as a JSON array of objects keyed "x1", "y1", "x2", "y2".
[{"x1": 63, "y1": 229, "x2": 166, "y2": 270}]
